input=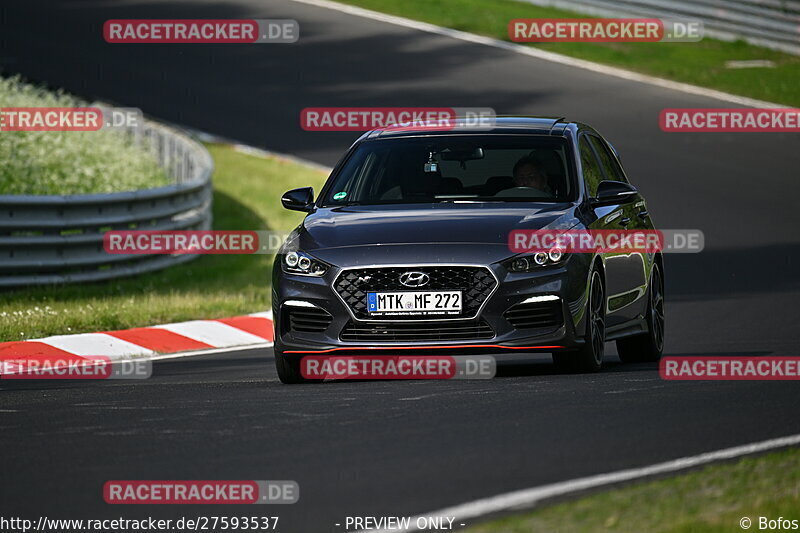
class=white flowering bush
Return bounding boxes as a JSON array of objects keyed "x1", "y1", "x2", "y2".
[{"x1": 0, "y1": 75, "x2": 169, "y2": 195}]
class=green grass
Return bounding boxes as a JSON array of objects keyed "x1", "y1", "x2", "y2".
[
  {"x1": 466, "y1": 447, "x2": 800, "y2": 533},
  {"x1": 337, "y1": 0, "x2": 800, "y2": 106},
  {"x1": 0, "y1": 75, "x2": 170, "y2": 195},
  {"x1": 0, "y1": 143, "x2": 328, "y2": 342}
]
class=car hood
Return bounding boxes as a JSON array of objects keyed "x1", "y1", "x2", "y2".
[{"x1": 293, "y1": 203, "x2": 578, "y2": 266}]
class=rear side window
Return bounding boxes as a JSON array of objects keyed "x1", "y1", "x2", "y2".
[
  {"x1": 579, "y1": 136, "x2": 604, "y2": 197},
  {"x1": 589, "y1": 135, "x2": 626, "y2": 182}
]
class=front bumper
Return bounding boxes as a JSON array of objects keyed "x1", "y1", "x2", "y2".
[{"x1": 272, "y1": 258, "x2": 589, "y2": 355}]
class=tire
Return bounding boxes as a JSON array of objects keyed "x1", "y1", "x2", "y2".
[
  {"x1": 553, "y1": 267, "x2": 605, "y2": 373},
  {"x1": 274, "y1": 349, "x2": 308, "y2": 384},
  {"x1": 617, "y1": 263, "x2": 665, "y2": 363}
]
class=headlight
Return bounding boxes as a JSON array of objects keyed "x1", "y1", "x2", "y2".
[
  {"x1": 282, "y1": 251, "x2": 329, "y2": 276},
  {"x1": 505, "y1": 247, "x2": 566, "y2": 272}
]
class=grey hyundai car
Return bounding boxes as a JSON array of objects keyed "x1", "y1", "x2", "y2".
[{"x1": 272, "y1": 117, "x2": 664, "y2": 383}]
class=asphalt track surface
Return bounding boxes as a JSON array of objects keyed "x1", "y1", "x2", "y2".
[{"x1": 1, "y1": 0, "x2": 800, "y2": 531}]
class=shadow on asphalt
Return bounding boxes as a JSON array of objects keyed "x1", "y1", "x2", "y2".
[
  {"x1": 494, "y1": 358, "x2": 653, "y2": 378},
  {"x1": 1, "y1": 350, "x2": 779, "y2": 391},
  {"x1": 0, "y1": 353, "x2": 271, "y2": 392},
  {"x1": 667, "y1": 243, "x2": 800, "y2": 301}
]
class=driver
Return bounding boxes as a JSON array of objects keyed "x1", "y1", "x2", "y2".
[{"x1": 512, "y1": 156, "x2": 550, "y2": 193}]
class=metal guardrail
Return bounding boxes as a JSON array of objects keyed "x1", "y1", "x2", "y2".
[
  {"x1": 0, "y1": 116, "x2": 214, "y2": 287},
  {"x1": 521, "y1": 0, "x2": 800, "y2": 55}
]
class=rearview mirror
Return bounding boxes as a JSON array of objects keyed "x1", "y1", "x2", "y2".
[
  {"x1": 281, "y1": 187, "x2": 315, "y2": 212},
  {"x1": 590, "y1": 181, "x2": 639, "y2": 206},
  {"x1": 439, "y1": 147, "x2": 484, "y2": 162}
]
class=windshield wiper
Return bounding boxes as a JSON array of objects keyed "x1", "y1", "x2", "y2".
[{"x1": 435, "y1": 198, "x2": 502, "y2": 203}]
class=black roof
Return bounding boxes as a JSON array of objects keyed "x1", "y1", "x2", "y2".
[{"x1": 364, "y1": 116, "x2": 573, "y2": 140}]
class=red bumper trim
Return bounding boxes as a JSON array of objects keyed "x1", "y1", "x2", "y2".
[{"x1": 285, "y1": 344, "x2": 564, "y2": 354}]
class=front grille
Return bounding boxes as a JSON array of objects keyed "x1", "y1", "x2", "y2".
[
  {"x1": 340, "y1": 319, "x2": 494, "y2": 342},
  {"x1": 503, "y1": 299, "x2": 563, "y2": 330},
  {"x1": 287, "y1": 306, "x2": 333, "y2": 333},
  {"x1": 334, "y1": 266, "x2": 497, "y2": 320}
]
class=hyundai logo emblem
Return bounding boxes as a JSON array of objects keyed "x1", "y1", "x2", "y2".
[{"x1": 399, "y1": 271, "x2": 430, "y2": 287}]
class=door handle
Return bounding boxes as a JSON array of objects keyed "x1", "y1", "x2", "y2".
[{"x1": 619, "y1": 217, "x2": 631, "y2": 226}]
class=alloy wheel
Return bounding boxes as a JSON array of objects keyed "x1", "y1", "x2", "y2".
[{"x1": 589, "y1": 271, "x2": 605, "y2": 366}]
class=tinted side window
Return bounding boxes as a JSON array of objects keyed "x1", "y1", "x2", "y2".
[
  {"x1": 589, "y1": 135, "x2": 626, "y2": 182},
  {"x1": 579, "y1": 136, "x2": 605, "y2": 197}
]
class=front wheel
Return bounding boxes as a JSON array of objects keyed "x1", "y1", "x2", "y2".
[
  {"x1": 553, "y1": 268, "x2": 605, "y2": 373},
  {"x1": 617, "y1": 263, "x2": 664, "y2": 363},
  {"x1": 274, "y1": 350, "x2": 308, "y2": 384}
]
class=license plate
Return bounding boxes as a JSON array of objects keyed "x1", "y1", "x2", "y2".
[{"x1": 367, "y1": 291, "x2": 462, "y2": 316}]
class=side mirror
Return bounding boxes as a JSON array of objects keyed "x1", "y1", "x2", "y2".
[
  {"x1": 590, "y1": 181, "x2": 639, "y2": 206},
  {"x1": 281, "y1": 187, "x2": 315, "y2": 212}
]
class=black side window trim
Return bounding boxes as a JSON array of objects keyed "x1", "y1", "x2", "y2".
[
  {"x1": 586, "y1": 133, "x2": 628, "y2": 183},
  {"x1": 577, "y1": 132, "x2": 606, "y2": 198}
]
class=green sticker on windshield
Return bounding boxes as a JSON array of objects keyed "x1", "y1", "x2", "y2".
[{"x1": 333, "y1": 191, "x2": 347, "y2": 200}]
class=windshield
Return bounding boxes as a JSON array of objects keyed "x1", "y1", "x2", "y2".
[{"x1": 320, "y1": 135, "x2": 575, "y2": 206}]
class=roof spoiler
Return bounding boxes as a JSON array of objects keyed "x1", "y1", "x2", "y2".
[{"x1": 548, "y1": 117, "x2": 566, "y2": 135}]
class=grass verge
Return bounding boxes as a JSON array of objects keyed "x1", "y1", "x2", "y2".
[
  {"x1": 336, "y1": 0, "x2": 800, "y2": 106},
  {"x1": 0, "y1": 143, "x2": 328, "y2": 342},
  {"x1": 465, "y1": 447, "x2": 800, "y2": 533},
  {"x1": 0, "y1": 75, "x2": 169, "y2": 195}
]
